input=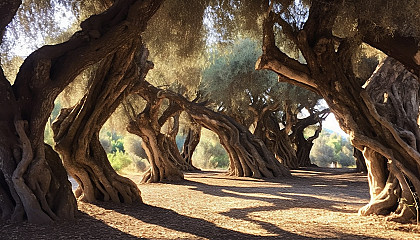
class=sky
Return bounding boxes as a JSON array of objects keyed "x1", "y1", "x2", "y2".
[{"x1": 323, "y1": 114, "x2": 347, "y2": 136}]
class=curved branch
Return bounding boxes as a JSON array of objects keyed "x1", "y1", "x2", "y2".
[
  {"x1": 256, "y1": 10, "x2": 316, "y2": 91},
  {"x1": 359, "y1": 20, "x2": 420, "y2": 76}
]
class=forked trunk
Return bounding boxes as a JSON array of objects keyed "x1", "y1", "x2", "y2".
[
  {"x1": 0, "y1": 0, "x2": 163, "y2": 222},
  {"x1": 291, "y1": 110, "x2": 327, "y2": 167},
  {"x1": 254, "y1": 113, "x2": 298, "y2": 169},
  {"x1": 356, "y1": 58, "x2": 420, "y2": 222},
  {"x1": 127, "y1": 81, "x2": 186, "y2": 183},
  {"x1": 127, "y1": 114, "x2": 184, "y2": 183}
]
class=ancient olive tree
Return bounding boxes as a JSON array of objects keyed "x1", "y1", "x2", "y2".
[
  {"x1": 50, "y1": 0, "x2": 163, "y2": 203},
  {"x1": 52, "y1": 43, "x2": 153, "y2": 203},
  {"x1": 201, "y1": 39, "x2": 327, "y2": 169},
  {"x1": 0, "y1": 0, "x2": 162, "y2": 223},
  {"x1": 159, "y1": 88, "x2": 291, "y2": 178},
  {"x1": 256, "y1": 0, "x2": 420, "y2": 222},
  {"x1": 126, "y1": 82, "x2": 193, "y2": 183}
]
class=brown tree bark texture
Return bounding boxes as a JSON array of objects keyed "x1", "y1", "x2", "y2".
[
  {"x1": 0, "y1": 0, "x2": 162, "y2": 223},
  {"x1": 158, "y1": 89, "x2": 291, "y2": 178},
  {"x1": 254, "y1": 110, "x2": 299, "y2": 169},
  {"x1": 256, "y1": 1, "x2": 419, "y2": 222},
  {"x1": 181, "y1": 118, "x2": 202, "y2": 169},
  {"x1": 52, "y1": 42, "x2": 152, "y2": 203},
  {"x1": 127, "y1": 86, "x2": 185, "y2": 183}
]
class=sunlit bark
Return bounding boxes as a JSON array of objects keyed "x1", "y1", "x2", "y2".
[
  {"x1": 257, "y1": 1, "x2": 419, "y2": 222},
  {"x1": 0, "y1": 0, "x2": 162, "y2": 223}
]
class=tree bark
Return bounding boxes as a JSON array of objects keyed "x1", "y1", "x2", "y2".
[
  {"x1": 181, "y1": 117, "x2": 202, "y2": 169},
  {"x1": 127, "y1": 91, "x2": 185, "y2": 183},
  {"x1": 157, "y1": 88, "x2": 291, "y2": 178},
  {"x1": 257, "y1": 2, "x2": 420, "y2": 222},
  {"x1": 253, "y1": 109, "x2": 298, "y2": 169},
  {"x1": 353, "y1": 148, "x2": 367, "y2": 173},
  {"x1": 291, "y1": 109, "x2": 329, "y2": 167},
  {"x1": 166, "y1": 114, "x2": 200, "y2": 171},
  {"x1": 0, "y1": 0, "x2": 163, "y2": 222},
  {"x1": 52, "y1": 42, "x2": 152, "y2": 203},
  {"x1": 357, "y1": 58, "x2": 420, "y2": 222}
]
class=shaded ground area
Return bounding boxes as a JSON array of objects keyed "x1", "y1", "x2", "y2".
[{"x1": 1, "y1": 168, "x2": 419, "y2": 239}]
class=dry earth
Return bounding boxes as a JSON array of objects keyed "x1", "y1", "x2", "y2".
[{"x1": 1, "y1": 167, "x2": 419, "y2": 239}]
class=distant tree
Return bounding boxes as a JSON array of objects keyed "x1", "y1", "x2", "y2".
[
  {"x1": 201, "y1": 39, "x2": 328, "y2": 169},
  {"x1": 310, "y1": 130, "x2": 354, "y2": 167},
  {"x1": 127, "y1": 81, "x2": 291, "y2": 180}
]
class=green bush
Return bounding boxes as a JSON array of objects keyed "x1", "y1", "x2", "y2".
[
  {"x1": 107, "y1": 150, "x2": 132, "y2": 171},
  {"x1": 310, "y1": 129, "x2": 355, "y2": 167},
  {"x1": 193, "y1": 129, "x2": 230, "y2": 169},
  {"x1": 210, "y1": 155, "x2": 229, "y2": 169}
]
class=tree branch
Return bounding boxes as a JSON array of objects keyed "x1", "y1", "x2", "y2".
[
  {"x1": 13, "y1": 0, "x2": 163, "y2": 101},
  {"x1": 256, "y1": 10, "x2": 318, "y2": 92},
  {"x1": 359, "y1": 20, "x2": 420, "y2": 77},
  {"x1": 0, "y1": 0, "x2": 21, "y2": 45},
  {"x1": 360, "y1": 91, "x2": 420, "y2": 166}
]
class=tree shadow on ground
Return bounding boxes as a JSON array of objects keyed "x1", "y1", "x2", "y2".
[
  {"x1": 92, "y1": 168, "x2": 383, "y2": 239},
  {"x1": 98, "y1": 201, "x2": 375, "y2": 240},
  {"x1": 0, "y1": 211, "x2": 141, "y2": 239},
  {"x1": 155, "y1": 167, "x2": 379, "y2": 239},
  {"x1": 175, "y1": 168, "x2": 369, "y2": 214}
]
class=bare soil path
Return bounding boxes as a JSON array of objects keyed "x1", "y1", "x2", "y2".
[{"x1": 1, "y1": 168, "x2": 419, "y2": 239}]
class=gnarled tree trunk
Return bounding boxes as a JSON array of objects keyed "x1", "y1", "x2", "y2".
[
  {"x1": 356, "y1": 58, "x2": 420, "y2": 222},
  {"x1": 181, "y1": 117, "x2": 202, "y2": 169},
  {"x1": 158, "y1": 89, "x2": 291, "y2": 178},
  {"x1": 253, "y1": 107, "x2": 298, "y2": 169},
  {"x1": 291, "y1": 109, "x2": 329, "y2": 167},
  {"x1": 0, "y1": 0, "x2": 165, "y2": 223},
  {"x1": 52, "y1": 42, "x2": 153, "y2": 203},
  {"x1": 127, "y1": 81, "x2": 185, "y2": 183},
  {"x1": 257, "y1": 2, "x2": 419, "y2": 222}
]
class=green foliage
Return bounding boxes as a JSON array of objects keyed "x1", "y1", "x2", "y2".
[
  {"x1": 210, "y1": 155, "x2": 229, "y2": 169},
  {"x1": 193, "y1": 129, "x2": 229, "y2": 169},
  {"x1": 310, "y1": 130, "x2": 355, "y2": 168},
  {"x1": 101, "y1": 131, "x2": 125, "y2": 153},
  {"x1": 107, "y1": 150, "x2": 132, "y2": 172},
  {"x1": 124, "y1": 135, "x2": 149, "y2": 172}
]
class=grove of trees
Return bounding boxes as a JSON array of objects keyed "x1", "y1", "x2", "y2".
[{"x1": 0, "y1": 0, "x2": 419, "y2": 225}]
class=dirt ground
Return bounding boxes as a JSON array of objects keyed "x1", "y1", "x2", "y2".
[{"x1": 1, "y1": 167, "x2": 419, "y2": 239}]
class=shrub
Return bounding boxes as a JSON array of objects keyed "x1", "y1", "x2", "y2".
[
  {"x1": 310, "y1": 129, "x2": 355, "y2": 167},
  {"x1": 107, "y1": 150, "x2": 132, "y2": 171}
]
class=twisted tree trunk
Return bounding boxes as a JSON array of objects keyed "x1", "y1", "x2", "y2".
[
  {"x1": 291, "y1": 109, "x2": 329, "y2": 167},
  {"x1": 0, "y1": 0, "x2": 164, "y2": 223},
  {"x1": 356, "y1": 58, "x2": 420, "y2": 222},
  {"x1": 159, "y1": 90, "x2": 291, "y2": 178},
  {"x1": 254, "y1": 109, "x2": 298, "y2": 169},
  {"x1": 127, "y1": 81, "x2": 185, "y2": 183},
  {"x1": 257, "y1": 2, "x2": 420, "y2": 222},
  {"x1": 52, "y1": 42, "x2": 152, "y2": 203},
  {"x1": 181, "y1": 117, "x2": 202, "y2": 168}
]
